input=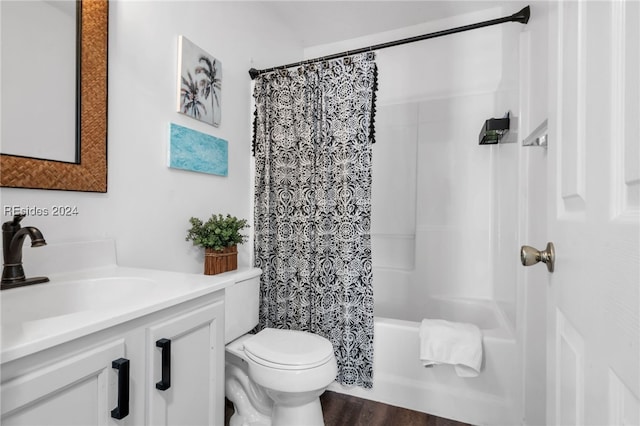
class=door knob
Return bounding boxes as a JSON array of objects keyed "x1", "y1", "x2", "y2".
[{"x1": 520, "y1": 242, "x2": 555, "y2": 273}]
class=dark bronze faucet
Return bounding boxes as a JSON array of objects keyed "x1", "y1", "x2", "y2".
[{"x1": 1, "y1": 214, "x2": 49, "y2": 290}]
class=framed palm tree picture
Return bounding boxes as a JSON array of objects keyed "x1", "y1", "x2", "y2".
[{"x1": 177, "y1": 35, "x2": 222, "y2": 127}]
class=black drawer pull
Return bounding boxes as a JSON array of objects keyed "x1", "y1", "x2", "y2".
[
  {"x1": 156, "y1": 338, "x2": 171, "y2": 391},
  {"x1": 111, "y1": 358, "x2": 130, "y2": 419}
]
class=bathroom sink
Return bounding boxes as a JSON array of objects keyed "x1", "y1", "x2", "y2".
[
  {"x1": 1, "y1": 276, "x2": 159, "y2": 326},
  {"x1": 0, "y1": 239, "x2": 243, "y2": 364}
]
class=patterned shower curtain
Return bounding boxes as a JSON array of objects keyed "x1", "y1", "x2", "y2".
[{"x1": 252, "y1": 53, "x2": 378, "y2": 389}]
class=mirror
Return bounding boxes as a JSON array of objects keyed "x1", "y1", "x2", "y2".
[
  {"x1": 2, "y1": 0, "x2": 78, "y2": 162},
  {"x1": 0, "y1": 0, "x2": 108, "y2": 192}
]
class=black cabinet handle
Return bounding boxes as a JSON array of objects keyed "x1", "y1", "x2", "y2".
[
  {"x1": 111, "y1": 358, "x2": 130, "y2": 419},
  {"x1": 156, "y1": 338, "x2": 171, "y2": 391}
]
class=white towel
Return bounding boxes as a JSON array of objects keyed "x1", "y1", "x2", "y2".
[{"x1": 418, "y1": 319, "x2": 483, "y2": 377}]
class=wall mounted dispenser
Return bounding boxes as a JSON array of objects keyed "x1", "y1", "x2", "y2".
[{"x1": 478, "y1": 113, "x2": 510, "y2": 145}]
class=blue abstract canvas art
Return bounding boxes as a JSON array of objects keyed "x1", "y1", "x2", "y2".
[{"x1": 169, "y1": 123, "x2": 228, "y2": 176}]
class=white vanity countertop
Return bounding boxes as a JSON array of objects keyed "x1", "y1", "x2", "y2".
[{"x1": 0, "y1": 265, "x2": 261, "y2": 363}]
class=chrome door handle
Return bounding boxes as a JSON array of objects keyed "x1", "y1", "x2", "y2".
[{"x1": 521, "y1": 242, "x2": 555, "y2": 273}]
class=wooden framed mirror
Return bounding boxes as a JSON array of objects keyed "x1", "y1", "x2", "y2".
[{"x1": 0, "y1": 0, "x2": 108, "y2": 193}]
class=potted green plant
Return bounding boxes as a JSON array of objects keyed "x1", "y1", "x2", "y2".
[{"x1": 186, "y1": 214, "x2": 249, "y2": 275}]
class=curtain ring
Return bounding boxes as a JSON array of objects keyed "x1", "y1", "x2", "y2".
[
  {"x1": 366, "y1": 48, "x2": 375, "y2": 61},
  {"x1": 343, "y1": 50, "x2": 351, "y2": 65}
]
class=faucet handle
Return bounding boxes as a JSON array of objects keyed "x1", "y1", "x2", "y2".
[
  {"x1": 12, "y1": 214, "x2": 26, "y2": 224},
  {"x1": 2, "y1": 214, "x2": 25, "y2": 231}
]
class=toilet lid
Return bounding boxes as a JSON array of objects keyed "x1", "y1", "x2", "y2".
[{"x1": 243, "y1": 328, "x2": 334, "y2": 370}]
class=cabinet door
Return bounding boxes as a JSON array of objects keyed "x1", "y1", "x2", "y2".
[
  {"x1": 1, "y1": 340, "x2": 127, "y2": 426},
  {"x1": 146, "y1": 301, "x2": 224, "y2": 426}
]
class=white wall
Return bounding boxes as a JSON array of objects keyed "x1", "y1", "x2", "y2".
[
  {"x1": 306, "y1": 6, "x2": 527, "y2": 308},
  {"x1": 1, "y1": 1, "x2": 303, "y2": 274}
]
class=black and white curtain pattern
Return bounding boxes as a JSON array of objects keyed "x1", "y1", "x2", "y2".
[{"x1": 252, "y1": 53, "x2": 378, "y2": 389}]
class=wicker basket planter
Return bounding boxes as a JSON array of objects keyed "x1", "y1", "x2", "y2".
[
  {"x1": 204, "y1": 245, "x2": 238, "y2": 275},
  {"x1": 186, "y1": 214, "x2": 248, "y2": 275}
]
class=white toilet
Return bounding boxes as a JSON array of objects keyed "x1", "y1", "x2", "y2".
[{"x1": 225, "y1": 270, "x2": 337, "y2": 426}]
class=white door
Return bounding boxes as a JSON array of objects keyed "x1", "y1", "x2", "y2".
[{"x1": 546, "y1": 1, "x2": 640, "y2": 424}]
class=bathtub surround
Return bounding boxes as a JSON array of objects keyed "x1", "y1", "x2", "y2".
[
  {"x1": 252, "y1": 54, "x2": 378, "y2": 389},
  {"x1": 307, "y1": 6, "x2": 524, "y2": 424}
]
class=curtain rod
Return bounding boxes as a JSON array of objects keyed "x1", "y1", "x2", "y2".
[{"x1": 249, "y1": 5, "x2": 530, "y2": 80}]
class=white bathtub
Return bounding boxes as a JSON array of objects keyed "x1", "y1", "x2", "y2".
[{"x1": 327, "y1": 295, "x2": 519, "y2": 426}]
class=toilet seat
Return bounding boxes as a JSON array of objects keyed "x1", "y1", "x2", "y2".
[{"x1": 244, "y1": 328, "x2": 334, "y2": 370}]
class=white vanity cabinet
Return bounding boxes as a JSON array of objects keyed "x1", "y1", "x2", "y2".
[
  {"x1": 1, "y1": 339, "x2": 127, "y2": 426},
  {"x1": 1, "y1": 292, "x2": 225, "y2": 426},
  {"x1": 145, "y1": 300, "x2": 225, "y2": 426}
]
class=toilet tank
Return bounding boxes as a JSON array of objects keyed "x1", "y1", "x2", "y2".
[{"x1": 225, "y1": 268, "x2": 261, "y2": 344}]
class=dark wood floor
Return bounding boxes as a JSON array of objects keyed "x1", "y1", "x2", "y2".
[{"x1": 225, "y1": 391, "x2": 471, "y2": 426}]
